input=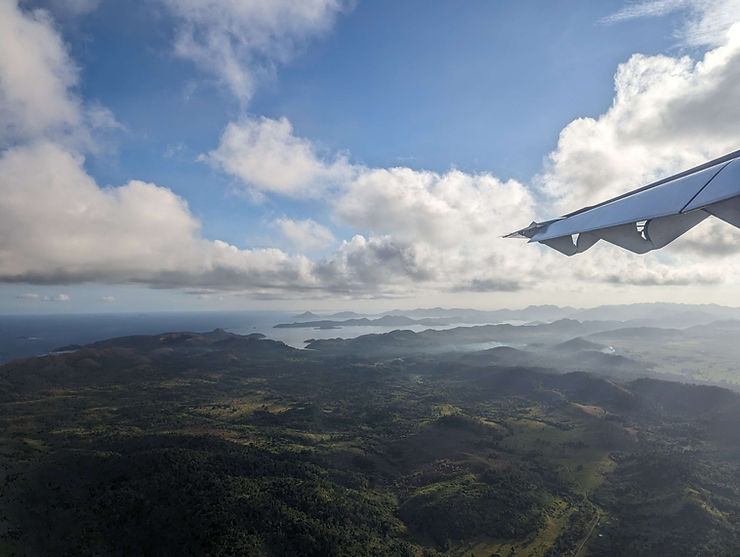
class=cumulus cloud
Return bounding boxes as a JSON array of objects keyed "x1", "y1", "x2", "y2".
[
  {"x1": 331, "y1": 166, "x2": 552, "y2": 292},
  {"x1": 0, "y1": 140, "x2": 321, "y2": 290},
  {"x1": 205, "y1": 116, "x2": 353, "y2": 196},
  {"x1": 160, "y1": 0, "x2": 347, "y2": 102},
  {"x1": 0, "y1": 0, "x2": 80, "y2": 144},
  {"x1": 207, "y1": 113, "x2": 550, "y2": 293},
  {"x1": 537, "y1": 22, "x2": 740, "y2": 263},
  {"x1": 602, "y1": 0, "x2": 740, "y2": 47},
  {"x1": 540, "y1": 23, "x2": 740, "y2": 212},
  {"x1": 668, "y1": 218, "x2": 740, "y2": 255},
  {"x1": 0, "y1": 0, "x2": 116, "y2": 150},
  {"x1": 274, "y1": 218, "x2": 336, "y2": 251},
  {"x1": 335, "y1": 167, "x2": 534, "y2": 246},
  {"x1": 0, "y1": 2, "x2": 321, "y2": 295},
  {"x1": 570, "y1": 244, "x2": 727, "y2": 285},
  {"x1": 0, "y1": 2, "x2": 347, "y2": 297},
  {"x1": 315, "y1": 235, "x2": 435, "y2": 294}
]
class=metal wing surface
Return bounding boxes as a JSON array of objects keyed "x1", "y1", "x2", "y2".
[{"x1": 507, "y1": 149, "x2": 740, "y2": 255}]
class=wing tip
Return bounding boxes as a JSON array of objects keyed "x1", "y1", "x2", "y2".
[{"x1": 504, "y1": 220, "x2": 560, "y2": 239}]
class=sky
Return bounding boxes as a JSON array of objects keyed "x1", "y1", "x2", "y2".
[{"x1": 2, "y1": 0, "x2": 740, "y2": 314}]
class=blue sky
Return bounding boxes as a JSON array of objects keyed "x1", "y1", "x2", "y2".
[{"x1": 2, "y1": 0, "x2": 740, "y2": 313}]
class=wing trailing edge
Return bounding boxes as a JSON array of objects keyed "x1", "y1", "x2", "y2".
[{"x1": 507, "y1": 149, "x2": 740, "y2": 255}]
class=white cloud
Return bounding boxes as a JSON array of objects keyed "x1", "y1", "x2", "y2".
[
  {"x1": 0, "y1": 0, "x2": 80, "y2": 144},
  {"x1": 0, "y1": 0, "x2": 117, "y2": 149},
  {"x1": 101, "y1": 295, "x2": 116, "y2": 302},
  {"x1": 161, "y1": 0, "x2": 347, "y2": 102},
  {"x1": 274, "y1": 218, "x2": 336, "y2": 251},
  {"x1": 315, "y1": 235, "x2": 434, "y2": 294},
  {"x1": 331, "y1": 166, "x2": 550, "y2": 293},
  {"x1": 520, "y1": 21, "x2": 740, "y2": 279},
  {"x1": 602, "y1": 0, "x2": 740, "y2": 47},
  {"x1": 207, "y1": 114, "x2": 547, "y2": 293},
  {"x1": 336, "y1": 167, "x2": 533, "y2": 247},
  {"x1": 205, "y1": 116, "x2": 353, "y2": 197},
  {"x1": 0, "y1": 2, "x2": 320, "y2": 295},
  {"x1": 602, "y1": 0, "x2": 689, "y2": 22},
  {"x1": 540, "y1": 23, "x2": 740, "y2": 213},
  {"x1": 0, "y1": 140, "x2": 323, "y2": 291}
]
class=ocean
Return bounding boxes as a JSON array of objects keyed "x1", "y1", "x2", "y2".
[
  {"x1": 0, "y1": 311, "x2": 502, "y2": 364},
  {"x1": 0, "y1": 311, "x2": 288, "y2": 364}
]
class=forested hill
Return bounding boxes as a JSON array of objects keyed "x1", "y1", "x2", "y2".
[
  {"x1": 304, "y1": 319, "x2": 624, "y2": 354},
  {"x1": 1, "y1": 330, "x2": 739, "y2": 555}
]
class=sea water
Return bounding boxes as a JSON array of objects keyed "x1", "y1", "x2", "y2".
[{"x1": 0, "y1": 311, "x2": 505, "y2": 364}]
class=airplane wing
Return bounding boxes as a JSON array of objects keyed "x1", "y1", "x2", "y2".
[{"x1": 506, "y1": 149, "x2": 740, "y2": 255}]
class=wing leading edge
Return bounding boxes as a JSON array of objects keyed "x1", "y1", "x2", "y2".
[{"x1": 507, "y1": 149, "x2": 740, "y2": 255}]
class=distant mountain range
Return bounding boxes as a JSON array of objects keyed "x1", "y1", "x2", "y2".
[
  {"x1": 292, "y1": 302, "x2": 740, "y2": 329},
  {"x1": 277, "y1": 315, "x2": 457, "y2": 329}
]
